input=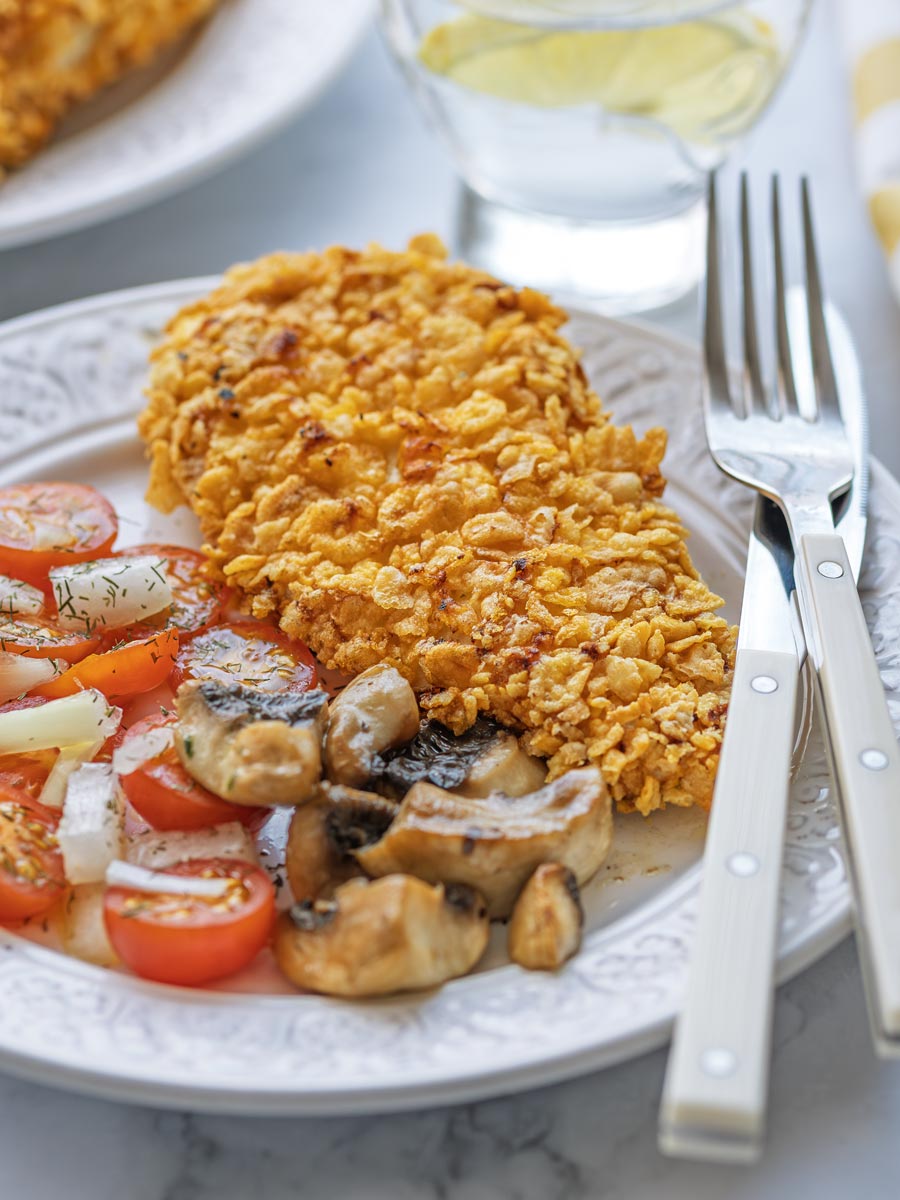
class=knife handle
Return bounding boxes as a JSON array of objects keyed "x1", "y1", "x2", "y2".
[
  {"x1": 659, "y1": 645, "x2": 799, "y2": 1163},
  {"x1": 797, "y1": 532, "x2": 900, "y2": 1055}
]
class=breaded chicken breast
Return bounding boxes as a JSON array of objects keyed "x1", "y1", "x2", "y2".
[
  {"x1": 0, "y1": 0, "x2": 219, "y2": 171},
  {"x1": 140, "y1": 237, "x2": 737, "y2": 815}
]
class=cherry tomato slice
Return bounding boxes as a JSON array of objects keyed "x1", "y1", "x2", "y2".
[
  {"x1": 32, "y1": 628, "x2": 179, "y2": 701},
  {"x1": 0, "y1": 483, "x2": 117, "y2": 586},
  {"x1": 170, "y1": 620, "x2": 317, "y2": 694},
  {"x1": 0, "y1": 782, "x2": 66, "y2": 922},
  {"x1": 95, "y1": 722, "x2": 128, "y2": 764},
  {"x1": 0, "y1": 751, "x2": 55, "y2": 799},
  {"x1": 0, "y1": 614, "x2": 101, "y2": 663},
  {"x1": 104, "y1": 857, "x2": 275, "y2": 986},
  {"x1": 118, "y1": 714, "x2": 267, "y2": 831},
  {"x1": 106, "y1": 544, "x2": 228, "y2": 643}
]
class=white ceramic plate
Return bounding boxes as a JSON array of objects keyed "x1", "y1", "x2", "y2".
[
  {"x1": 0, "y1": 0, "x2": 373, "y2": 250},
  {"x1": 0, "y1": 279, "x2": 897, "y2": 1116}
]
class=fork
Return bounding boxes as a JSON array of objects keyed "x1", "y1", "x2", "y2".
[
  {"x1": 661, "y1": 173, "x2": 900, "y2": 1160},
  {"x1": 658, "y1": 177, "x2": 807, "y2": 1163}
]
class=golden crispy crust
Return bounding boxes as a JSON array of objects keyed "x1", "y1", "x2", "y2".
[
  {"x1": 0, "y1": 0, "x2": 219, "y2": 170},
  {"x1": 140, "y1": 237, "x2": 737, "y2": 815}
]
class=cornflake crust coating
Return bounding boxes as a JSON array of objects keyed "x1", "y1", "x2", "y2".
[
  {"x1": 0, "y1": 0, "x2": 219, "y2": 171},
  {"x1": 140, "y1": 237, "x2": 737, "y2": 815}
]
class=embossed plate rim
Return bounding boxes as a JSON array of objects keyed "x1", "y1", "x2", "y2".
[
  {"x1": 0, "y1": 278, "x2": 892, "y2": 1115},
  {"x1": 0, "y1": 0, "x2": 374, "y2": 250}
]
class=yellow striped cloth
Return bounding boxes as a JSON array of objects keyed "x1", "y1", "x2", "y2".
[{"x1": 843, "y1": 1, "x2": 900, "y2": 297}]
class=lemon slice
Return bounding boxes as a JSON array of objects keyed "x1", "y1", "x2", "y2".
[{"x1": 419, "y1": 11, "x2": 780, "y2": 140}]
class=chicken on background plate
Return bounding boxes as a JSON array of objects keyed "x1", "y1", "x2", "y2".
[{"x1": 0, "y1": 0, "x2": 220, "y2": 172}]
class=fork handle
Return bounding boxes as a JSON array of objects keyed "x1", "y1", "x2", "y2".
[
  {"x1": 659, "y1": 645, "x2": 798, "y2": 1163},
  {"x1": 798, "y1": 531, "x2": 900, "y2": 1054}
]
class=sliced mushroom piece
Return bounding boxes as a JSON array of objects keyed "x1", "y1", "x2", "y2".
[
  {"x1": 356, "y1": 766, "x2": 612, "y2": 919},
  {"x1": 508, "y1": 864, "x2": 584, "y2": 971},
  {"x1": 457, "y1": 731, "x2": 547, "y2": 798},
  {"x1": 373, "y1": 716, "x2": 546, "y2": 799},
  {"x1": 175, "y1": 679, "x2": 329, "y2": 807},
  {"x1": 286, "y1": 783, "x2": 398, "y2": 902},
  {"x1": 324, "y1": 665, "x2": 420, "y2": 787},
  {"x1": 274, "y1": 874, "x2": 489, "y2": 996}
]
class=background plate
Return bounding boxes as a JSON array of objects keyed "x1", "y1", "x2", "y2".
[
  {"x1": 0, "y1": 0, "x2": 373, "y2": 250},
  {"x1": 0, "y1": 280, "x2": 898, "y2": 1115}
]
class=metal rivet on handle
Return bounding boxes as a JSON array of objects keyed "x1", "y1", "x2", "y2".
[
  {"x1": 817, "y1": 561, "x2": 844, "y2": 579},
  {"x1": 727, "y1": 852, "x2": 760, "y2": 877},
  {"x1": 700, "y1": 1048, "x2": 738, "y2": 1078},
  {"x1": 750, "y1": 675, "x2": 778, "y2": 694},
  {"x1": 860, "y1": 748, "x2": 889, "y2": 771}
]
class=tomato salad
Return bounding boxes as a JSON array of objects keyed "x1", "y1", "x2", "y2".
[
  {"x1": 0, "y1": 480, "x2": 571, "y2": 999},
  {"x1": 0, "y1": 482, "x2": 318, "y2": 986}
]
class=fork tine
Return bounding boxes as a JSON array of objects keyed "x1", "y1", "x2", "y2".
[
  {"x1": 740, "y1": 173, "x2": 766, "y2": 416},
  {"x1": 771, "y1": 175, "x2": 800, "y2": 416},
  {"x1": 704, "y1": 173, "x2": 735, "y2": 417},
  {"x1": 801, "y1": 177, "x2": 842, "y2": 421}
]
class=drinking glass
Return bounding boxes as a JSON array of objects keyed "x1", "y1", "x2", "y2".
[{"x1": 380, "y1": 0, "x2": 812, "y2": 312}]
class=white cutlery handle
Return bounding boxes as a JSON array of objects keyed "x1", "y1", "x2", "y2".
[
  {"x1": 798, "y1": 532, "x2": 900, "y2": 1054},
  {"x1": 659, "y1": 646, "x2": 799, "y2": 1163}
]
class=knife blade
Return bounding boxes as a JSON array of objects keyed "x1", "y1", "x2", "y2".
[{"x1": 787, "y1": 290, "x2": 868, "y2": 579}]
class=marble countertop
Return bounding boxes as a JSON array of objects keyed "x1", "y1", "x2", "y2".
[{"x1": 4, "y1": 0, "x2": 900, "y2": 1195}]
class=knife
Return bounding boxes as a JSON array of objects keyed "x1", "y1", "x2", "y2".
[
  {"x1": 659, "y1": 299, "x2": 867, "y2": 1162},
  {"x1": 785, "y1": 294, "x2": 900, "y2": 1064}
]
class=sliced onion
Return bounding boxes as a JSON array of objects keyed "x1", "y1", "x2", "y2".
[
  {"x1": 31, "y1": 516, "x2": 77, "y2": 552},
  {"x1": 50, "y1": 555, "x2": 172, "y2": 634},
  {"x1": 112, "y1": 721, "x2": 174, "y2": 777},
  {"x1": 0, "y1": 575, "x2": 44, "y2": 616},
  {"x1": 0, "y1": 688, "x2": 120, "y2": 753},
  {"x1": 126, "y1": 823, "x2": 257, "y2": 871},
  {"x1": 39, "y1": 738, "x2": 103, "y2": 809},
  {"x1": 0, "y1": 651, "x2": 66, "y2": 705},
  {"x1": 58, "y1": 762, "x2": 125, "y2": 884},
  {"x1": 105, "y1": 860, "x2": 231, "y2": 898},
  {"x1": 63, "y1": 883, "x2": 119, "y2": 967}
]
